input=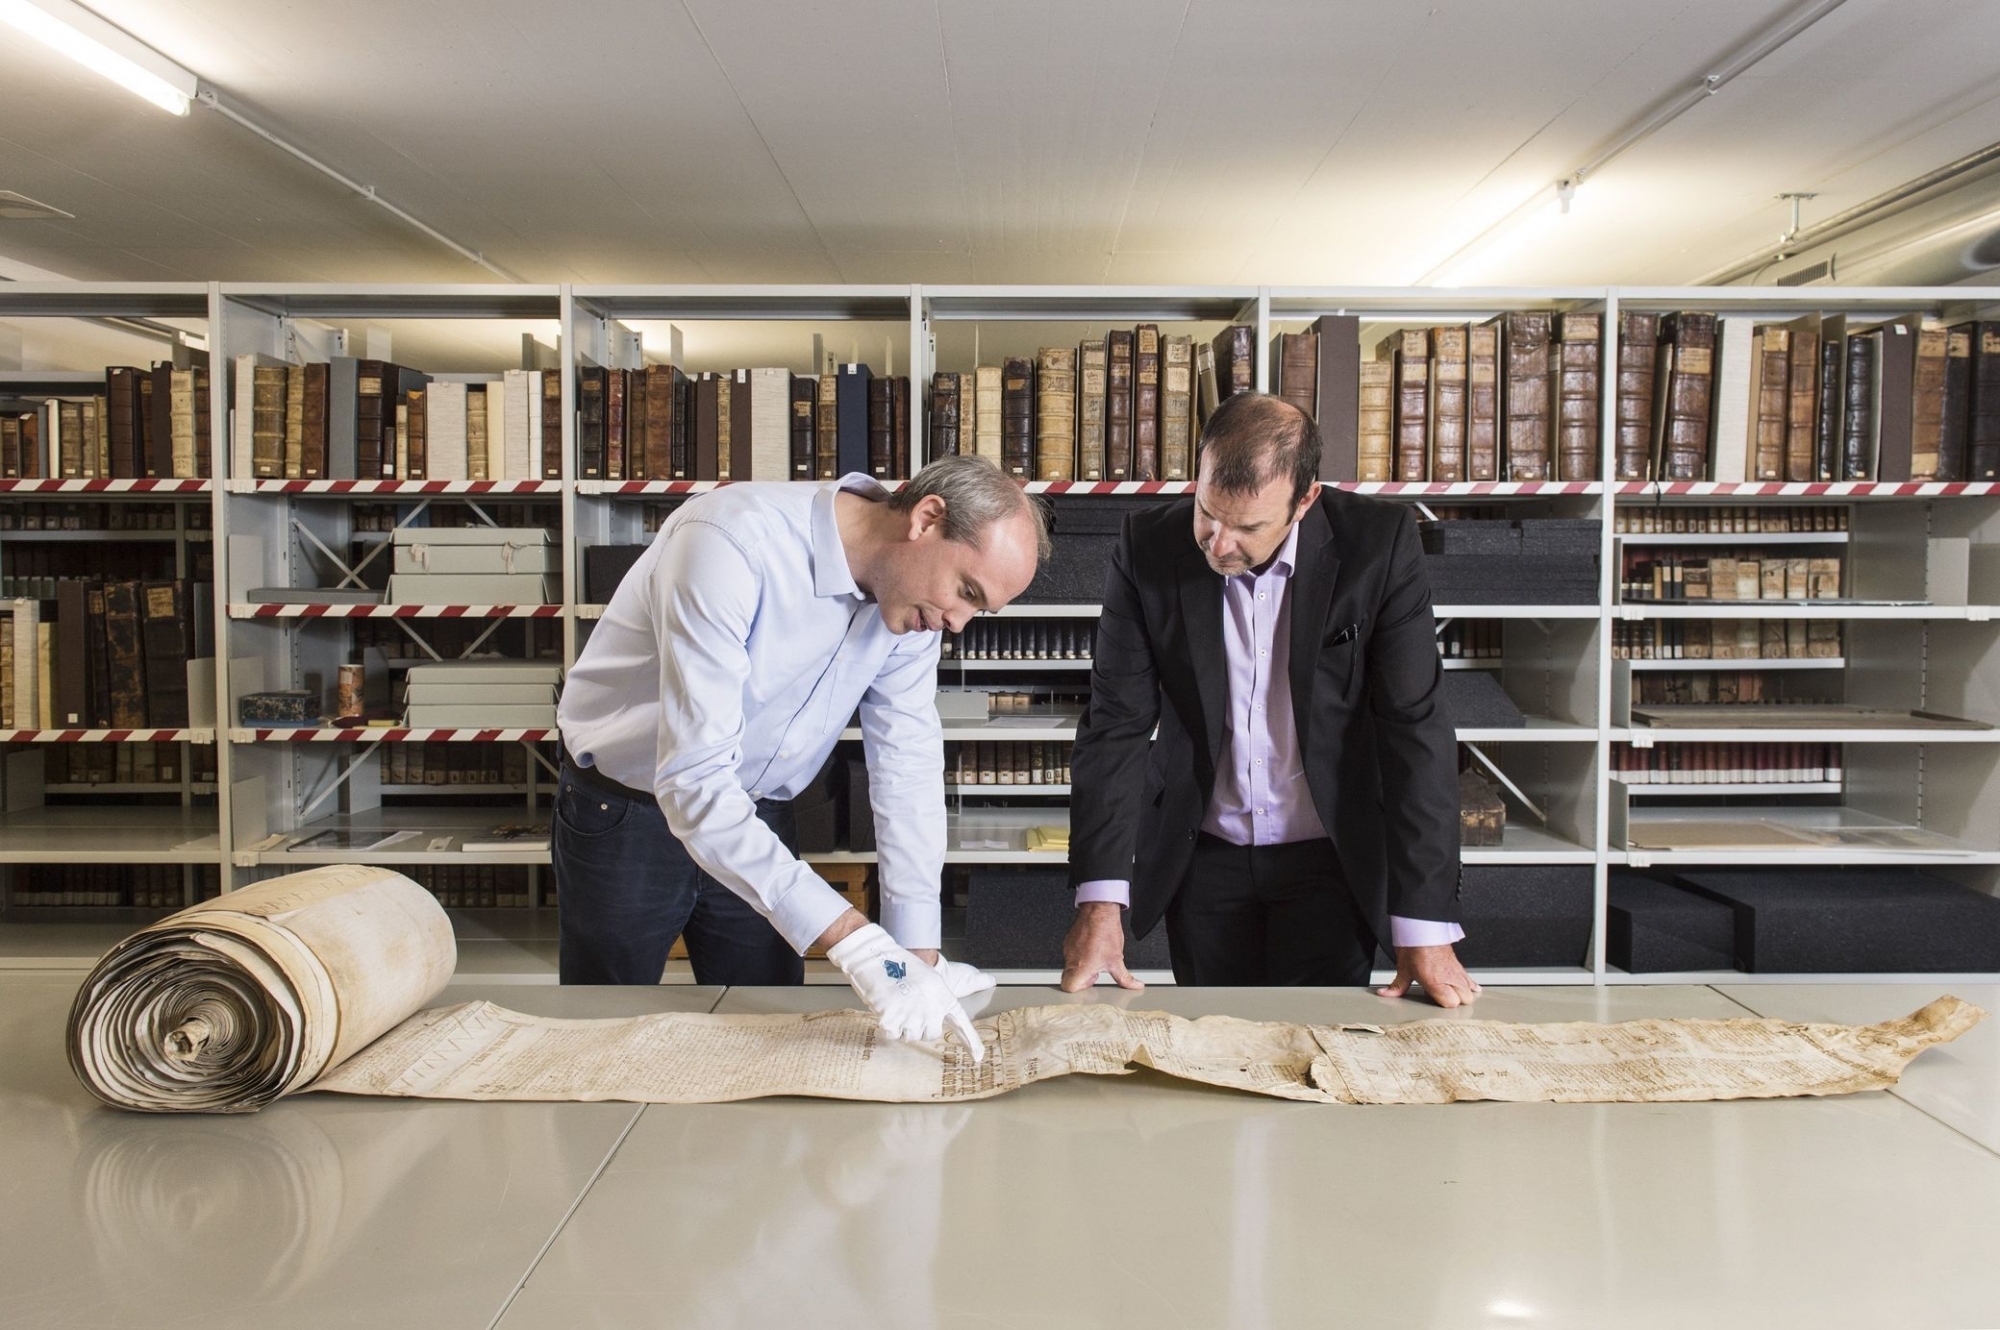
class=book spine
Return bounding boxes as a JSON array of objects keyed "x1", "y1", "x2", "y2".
[
  {"x1": 1161, "y1": 335, "x2": 1194, "y2": 482},
  {"x1": 816, "y1": 371, "x2": 839, "y2": 479},
  {"x1": 1132, "y1": 325, "x2": 1160, "y2": 481},
  {"x1": 1077, "y1": 342, "x2": 1107, "y2": 480},
  {"x1": 541, "y1": 371, "x2": 563, "y2": 479},
  {"x1": 302, "y1": 362, "x2": 329, "y2": 480},
  {"x1": 1970, "y1": 322, "x2": 2000, "y2": 480},
  {"x1": 1614, "y1": 312, "x2": 1659, "y2": 481},
  {"x1": 973, "y1": 366, "x2": 1003, "y2": 467},
  {"x1": 578, "y1": 367, "x2": 606, "y2": 480},
  {"x1": 1311, "y1": 315, "x2": 1360, "y2": 481},
  {"x1": 868, "y1": 376, "x2": 894, "y2": 480},
  {"x1": 1785, "y1": 327, "x2": 1821, "y2": 483},
  {"x1": 1035, "y1": 347, "x2": 1077, "y2": 480},
  {"x1": 1556, "y1": 312, "x2": 1601, "y2": 481},
  {"x1": 1357, "y1": 360, "x2": 1394, "y2": 483},
  {"x1": 1105, "y1": 332, "x2": 1133, "y2": 481},
  {"x1": 836, "y1": 364, "x2": 872, "y2": 477},
  {"x1": 1466, "y1": 323, "x2": 1499, "y2": 482},
  {"x1": 1392, "y1": 329, "x2": 1430, "y2": 482},
  {"x1": 1502, "y1": 313, "x2": 1552, "y2": 480},
  {"x1": 790, "y1": 375, "x2": 816, "y2": 479},
  {"x1": 1001, "y1": 357, "x2": 1035, "y2": 480},
  {"x1": 1660, "y1": 313, "x2": 1716, "y2": 482},
  {"x1": 252, "y1": 366, "x2": 285, "y2": 479},
  {"x1": 1842, "y1": 333, "x2": 1877, "y2": 480},
  {"x1": 1815, "y1": 336, "x2": 1843, "y2": 481},
  {"x1": 929, "y1": 370, "x2": 960, "y2": 459},
  {"x1": 1428, "y1": 325, "x2": 1468, "y2": 483}
]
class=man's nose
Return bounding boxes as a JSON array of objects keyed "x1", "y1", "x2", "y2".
[{"x1": 943, "y1": 606, "x2": 975, "y2": 634}]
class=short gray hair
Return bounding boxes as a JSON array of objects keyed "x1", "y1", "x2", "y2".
[{"x1": 889, "y1": 454, "x2": 1051, "y2": 562}]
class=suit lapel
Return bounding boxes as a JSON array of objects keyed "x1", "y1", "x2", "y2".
[
  {"x1": 1288, "y1": 500, "x2": 1341, "y2": 748},
  {"x1": 1176, "y1": 543, "x2": 1228, "y2": 767}
]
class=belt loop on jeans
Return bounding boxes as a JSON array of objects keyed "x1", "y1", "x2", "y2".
[{"x1": 560, "y1": 745, "x2": 653, "y2": 803}]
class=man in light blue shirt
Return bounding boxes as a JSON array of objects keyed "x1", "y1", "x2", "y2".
[{"x1": 557, "y1": 456, "x2": 1047, "y2": 1056}]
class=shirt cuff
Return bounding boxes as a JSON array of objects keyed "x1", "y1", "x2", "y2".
[
  {"x1": 1074, "y1": 880, "x2": 1131, "y2": 908},
  {"x1": 877, "y1": 897, "x2": 941, "y2": 952},
  {"x1": 1389, "y1": 916, "x2": 1467, "y2": 949}
]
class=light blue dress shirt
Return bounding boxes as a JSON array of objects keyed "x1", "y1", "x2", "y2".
[{"x1": 559, "y1": 474, "x2": 945, "y2": 952}]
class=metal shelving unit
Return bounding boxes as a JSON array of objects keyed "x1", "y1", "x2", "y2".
[{"x1": 1, "y1": 282, "x2": 1996, "y2": 985}]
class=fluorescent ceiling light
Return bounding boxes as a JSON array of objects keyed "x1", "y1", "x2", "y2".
[
  {"x1": 0, "y1": 0, "x2": 197, "y2": 116},
  {"x1": 1435, "y1": 181, "x2": 1579, "y2": 287}
]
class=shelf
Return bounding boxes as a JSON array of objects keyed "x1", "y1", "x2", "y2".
[
  {"x1": 572, "y1": 284, "x2": 911, "y2": 322},
  {"x1": 246, "y1": 807, "x2": 550, "y2": 865},
  {"x1": 1336, "y1": 481, "x2": 1601, "y2": 497},
  {"x1": 0, "y1": 479, "x2": 210, "y2": 495},
  {"x1": 1622, "y1": 657, "x2": 1845, "y2": 671},
  {"x1": 575, "y1": 604, "x2": 605, "y2": 620},
  {"x1": 1462, "y1": 823, "x2": 1597, "y2": 863},
  {"x1": 0, "y1": 283, "x2": 210, "y2": 318},
  {"x1": 1615, "y1": 602, "x2": 1977, "y2": 620},
  {"x1": 1434, "y1": 604, "x2": 1601, "y2": 619},
  {"x1": 923, "y1": 285, "x2": 1256, "y2": 323},
  {"x1": 217, "y1": 283, "x2": 561, "y2": 321},
  {"x1": 1457, "y1": 719, "x2": 1598, "y2": 742},
  {"x1": 948, "y1": 784, "x2": 1071, "y2": 796},
  {"x1": 0, "y1": 728, "x2": 215, "y2": 744},
  {"x1": 46, "y1": 783, "x2": 218, "y2": 796},
  {"x1": 1617, "y1": 781, "x2": 1843, "y2": 797},
  {"x1": 1614, "y1": 531, "x2": 1849, "y2": 545},
  {"x1": 227, "y1": 479, "x2": 561, "y2": 496},
  {"x1": 1617, "y1": 805, "x2": 1994, "y2": 864},
  {"x1": 942, "y1": 659, "x2": 1094, "y2": 671},
  {"x1": 1613, "y1": 480, "x2": 2000, "y2": 500},
  {"x1": 1440, "y1": 658, "x2": 1504, "y2": 669},
  {"x1": 231, "y1": 727, "x2": 557, "y2": 743},
  {"x1": 0, "y1": 529, "x2": 210, "y2": 542},
  {"x1": 378, "y1": 784, "x2": 554, "y2": 796},
  {"x1": 1614, "y1": 724, "x2": 1998, "y2": 744},
  {"x1": 993, "y1": 604, "x2": 1102, "y2": 618},
  {"x1": 0, "y1": 806, "x2": 219, "y2": 863},
  {"x1": 229, "y1": 603, "x2": 563, "y2": 619}
]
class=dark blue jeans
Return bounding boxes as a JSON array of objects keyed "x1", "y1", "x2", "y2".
[{"x1": 552, "y1": 759, "x2": 805, "y2": 986}]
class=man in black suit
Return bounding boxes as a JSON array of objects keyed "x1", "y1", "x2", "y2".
[{"x1": 1059, "y1": 392, "x2": 1477, "y2": 1004}]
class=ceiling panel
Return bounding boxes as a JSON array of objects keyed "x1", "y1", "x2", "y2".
[{"x1": 0, "y1": 0, "x2": 1997, "y2": 292}]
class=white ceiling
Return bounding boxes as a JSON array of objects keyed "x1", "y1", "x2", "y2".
[{"x1": 2, "y1": 0, "x2": 1999, "y2": 291}]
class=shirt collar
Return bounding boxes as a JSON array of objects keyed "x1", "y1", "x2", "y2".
[
  {"x1": 812, "y1": 472, "x2": 888, "y2": 600},
  {"x1": 1237, "y1": 519, "x2": 1302, "y2": 582}
]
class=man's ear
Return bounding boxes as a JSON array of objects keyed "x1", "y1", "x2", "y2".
[
  {"x1": 906, "y1": 494, "x2": 948, "y2": 541},
  {"x1": 1293, "y1": 481, "x2": 1323, "y2": 524}
]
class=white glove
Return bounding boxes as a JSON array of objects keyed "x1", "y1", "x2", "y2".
[
  {"x1": 931, "y1": 952, "x2": 997, "y2": 1000},
  {"x1": 828, "y1": 924, "x2": 986, "y2": 1064}
]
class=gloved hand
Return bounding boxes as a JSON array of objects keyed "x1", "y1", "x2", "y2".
[
  {"x1": 828, "y1": 924, "x2": 986, "y2": 1063},
  {"x1": 930, "y1": 952, "x2": 997, "y2": 1000}
]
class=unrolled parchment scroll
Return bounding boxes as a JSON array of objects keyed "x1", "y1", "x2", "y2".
[{"x1": 66, "y1": 865, "x2": 1984, "y2": 1113}]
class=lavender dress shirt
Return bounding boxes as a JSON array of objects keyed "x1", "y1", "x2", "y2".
[{"x1": 1076, "y1": 521, "x2": 1466, "y2": 950}]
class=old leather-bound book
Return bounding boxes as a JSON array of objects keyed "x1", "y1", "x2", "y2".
[
  {"x1": 891, "y1": 375, "x2": 910, "y2": 479},
  {"x1": 166, "y1": 368, "x2": 199, "y2": 480},
  {"x1": 404, "y1": 388, "x2": 427, "y2": 480},
  {"x1": 283, "y1": 364, "x2": 306, "y2": 479},
  {"x1": 1964, "y1": 321, "x2": 2000, "y2": 480},
  {"x1": 102, "y1": 580, "x2": 148, "y2": 729},
  {"x1": 578, "y1": 366, "x2": 607, "y2": 480},
  {"x1": 1614, "y1": 312, "x2": 1659, "y2": 481},
  {"x1": 1909, "y1": 326, "x2": 1948, "y2": 480},
  {"x1": 690, "y1": 372, "x2": 721, "y2": 481},
  {"x1": 1814, "y1": 336, "x2": 1843, "y2": 481},
  {"x1": 1428, "y1": 325, "x2": 1468, "y2": 483},
  {"x1": 1357, "y1": 360, "x2": 1394, "y2": 482},
  {"x1": 867, "y1": 374, "x2": 894, "y2": 480},
  {"x1": 1309, "y1": 315, "x2": 1360, "y2": 480},
  {"x1": 1105, "y1": 331, "x2": 1133, "y2": 480},
  {"x1": 815, "y1": 370, "x2": 840, "y2": 480},
  {"x1": 1213, "y1": 325, "x2": 1255, "y2": 401},
  {"x1": 1272, "y1": 330, "x2": 1318, "y2": 421},
  {"x1": 144, "y1": 363, "x2": 175, "y2": 478},
  {"x1": 1784, "y1": 317, "x2": 1822, "y2": 483},
  {"x1": 1871, "y1": 318, "x2": 1917, "y2": 483},
  {"x1": 1076, "y1": 342, "x2": 1107, "y2": 480},
  {"x1": 1842, "y1": 331, "x2": 1879, "y2": 480},
  {"x1": 86, "y1": 582, "x2": 112, "y2": 727},
  {"x1": 790, "y1": 374, "x2": 816, "y2": 479},
  {"x1": 354, "y1": 360, "x2": 389, "y2": 481},
  {"x1": 1502, "y1": 312, "x2": 1553, "y2": 481},
  {"x1": 1001, "y1": 357, "x2": 1035, "y2": 480},
  {"x1": 1939, "y1": 327, "x2": 1972, "y2": 481},
  {"x1": 1132, "y1": 326, "x2": 1160, "y2": 481},
  {"x1": 1655, "y1": 312, "x2": 1716, "y2": 482},
  {"x1": 1161, "y1": 334, "x2": 1194, "y2": 481},
  {"x1": 57, "y1": 400, "x2": 83, "y2": 477},
  {"x1": 466, "y1": 381, "x2": 490, "y2": 480},
  {"x1": 930, "y1": 371, "x2": 961, "y2": 459},
  {"x1": 1380, "y1": 328, "x2": 1429, "y2": 482},
  {"x1": 251, "y1": 365, "x2": 285, "y2": 479},
  {"x1": 712, "y1": 370, "x2": 733, "y2": 481},
  {"x1": 1745, "y1": 326, "x2": 1789, "y2": 481},
  {"x1": 54, "y1": 579, "x2": 89, "y2": 727},
  {"x1": 301, "y1": 362, "x2": 329, "y2": 480},
  {"x1": 644, "y1": 364, "x2": 680, "y2": 480},
  {"x1": 140, "y1": 580, "x2": 190, "y2": 728},
  {"x1": 1466, "y1": 322, "x2": 1499, "y2": 482},
  {"x1": 1556, "y1": 312, "x2": 1601, "y2": 481},
  {"x1": 194, "y1": 363, "x2": 213, "y2": 478},
  {"x1": 1036, "y1": 347, "x2": 1077, "y2": 480},
  {"x1": 621, "y1": 370, "x2": 644, "y2": 481},
  {"x1": 105, "y1": 367, "x2": 143, "y2": 479},
  {"x1": 973, "y1": 365, "x2": 1003, "y2": 467},
  {"x1": 728, "y1": 368, "x2": 754, "y2": 482},
  {"x1": 539, "y1": 370, "x2": 562, "y2": 479},
  {"x1": 1194, "y1": 340, "x2": 1220, "y2": 434},
  {"x1": 606, "y1": 368, "x2": 629, "y2": 480}
]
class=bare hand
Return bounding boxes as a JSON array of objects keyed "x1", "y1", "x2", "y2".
[
  {"x1": 1376, "y1": 943, "x2": 1481, "y2": 1008},
  {"x1": 1058, "y1": 902, "x2": 1145, "y2": 993}
]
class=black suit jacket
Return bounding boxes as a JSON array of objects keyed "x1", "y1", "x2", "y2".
[{"x1": 1067, "y1": 489, "x2": 1462, "y2": 943}]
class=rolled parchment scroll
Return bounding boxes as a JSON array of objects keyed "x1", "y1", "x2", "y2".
[{"x1": 68, "y1": 865, "x2": 455, "y2": 1113}]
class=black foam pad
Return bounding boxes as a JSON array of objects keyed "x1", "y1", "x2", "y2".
[
  {"x1": 1670, "y1": 868, "x2": 2000, "y2": 973},
  {"x1": 963, "y1": 867, "x2": 1171, "y2": 971},
  {"x1": 1452, "y1": 864, "x2": 1593, "y2": 968},
  {"x1": 1607, "y1": 870, "x2": 1738, "y2": 973}
]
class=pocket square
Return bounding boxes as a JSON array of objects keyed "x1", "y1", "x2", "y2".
[{"x1": 1326, "y1": 622, "x2": 1361, "y2": 646}]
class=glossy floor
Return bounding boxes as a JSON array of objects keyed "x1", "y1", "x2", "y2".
[{"x1": 2, "y1": 978, "x2": 1995, "y2": 1329}]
